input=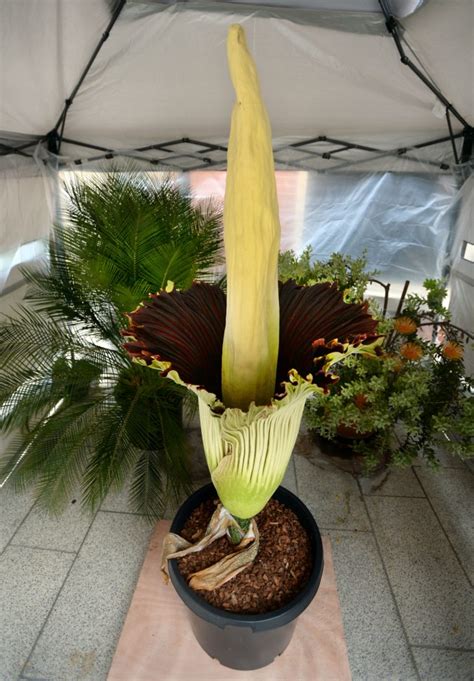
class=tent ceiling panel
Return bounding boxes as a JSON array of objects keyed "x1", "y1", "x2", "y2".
[
  {"x1": 0, "y1": 0, "x2": 112, "y2": 136},
  {"x1": 0, "y1": 0, "x2": 471, "y2": 161},
  {"x1": 400, "y1": 0, "x2": 474, "y2": 125}
]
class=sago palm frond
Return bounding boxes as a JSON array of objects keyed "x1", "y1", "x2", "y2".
[
  {"x1": 59, "y1": 172, "x2": 223, "y2": 311},
  {"x1": 0, "y1": 170, "x2": 222, "y2": 518}
]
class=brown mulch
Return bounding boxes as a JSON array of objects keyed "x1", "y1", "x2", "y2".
[{"x1": 176, "y1": 498, "x2": 312, "y2": 614}]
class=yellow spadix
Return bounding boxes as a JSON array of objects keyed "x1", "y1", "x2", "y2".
[{"x1": 221, "y1": 24, "x2": 281, "y2": 411}]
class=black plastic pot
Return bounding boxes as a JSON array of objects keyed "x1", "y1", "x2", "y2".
[{"x1": 168, "y1": 483, "x2": 324, "y2": 671}]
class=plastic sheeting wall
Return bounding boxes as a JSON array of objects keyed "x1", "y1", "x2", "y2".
[
  {"x1": 2, "y1": 150, "x2": 469, "y2": 299},
  {"x1": 0, "y1": 155, "x2": 54, "y2": 291},
  {"x1": 297, "y1": 170, "x2": 456, "y2": 285},
  {"x1": 186, "y1": 160, "x2": 461, "y2": 288},
  {"x1": 448, "y1": 173, "x2": 474, "y2": 374}
]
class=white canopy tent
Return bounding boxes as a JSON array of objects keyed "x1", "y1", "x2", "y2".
[
  {"x1": 1, "y1": 0, "x2": 472, "y2": 149},
  {"x1": 0, "y1": 0, "x2": 472, "y2": 366}
]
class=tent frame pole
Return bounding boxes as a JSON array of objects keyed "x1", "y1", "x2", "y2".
[
  {"x1": 378, "y1": 0, "x2": 470, "y2": 131},
  {"x1": 48, "y1": 0, "x2": 127, "y2": 154},
  {"x1": 379, "y1": 0, "x2": 473, "y2": 172},
  {"x1": 0, "y1": 142, "x2": 34, "y2": 159},
  {"x1": 460, "y1": 128, "x2": 474, "y2": 164}
]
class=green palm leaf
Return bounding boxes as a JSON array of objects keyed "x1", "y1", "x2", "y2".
[{"x1": 0, "y1": 170, "x2": 222, "y2": 518}]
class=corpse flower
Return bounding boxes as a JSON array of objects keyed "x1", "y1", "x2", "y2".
[{"x1": 123, "y1": 25, "x2": 378, "y2": 527}]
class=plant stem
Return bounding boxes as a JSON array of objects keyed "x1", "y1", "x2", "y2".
[{"x1": 229, "y1": 515, "x2": 251, "y2": 545}]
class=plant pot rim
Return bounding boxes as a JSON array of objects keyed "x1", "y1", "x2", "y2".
[{"x1": 168, "y1": 482, "x2": 324, "y2": 630}]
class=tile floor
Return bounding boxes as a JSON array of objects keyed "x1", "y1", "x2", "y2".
[{"x1": 1, "y1": 424, "x2": 472, "y2": 681}]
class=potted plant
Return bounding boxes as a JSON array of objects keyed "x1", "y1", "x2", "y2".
[
  {"x1": 279, "y1": 246, "x2": 376, "y2": 304},
  {"x1": 303, "y1": 276, "x2": 474, "y2": 474},
  {"x1": 122, "y1": 25, "x2": 380, "y2": 670},
  {"x1": 0, "y1": 173, "x2": 222, "y2": 517}
]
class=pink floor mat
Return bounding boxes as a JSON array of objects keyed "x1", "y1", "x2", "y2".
[{"x1": 108, "y1": 521, "x2": 351, "y2": 681}]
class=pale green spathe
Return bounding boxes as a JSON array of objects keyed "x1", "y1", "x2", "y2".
[
  {"x1": 199, "y1": 376, "x2": 316, "y2": 518},
  {"x1": 133, "y1": 356, "x2": 317, "y2": 518}
]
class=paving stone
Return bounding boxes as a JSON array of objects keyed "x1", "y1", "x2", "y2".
[
  {"x1": 281, "y1": 456, "x2": 298, "y2": 495},
  {"x1": 101, "y1": 477, "x2": 193, "y2": 517},
  {"x1": 366, "y1": 496, "x2": 474, "y2": 648},
  {"x1": 101, "y1": 437, "x2": 211, "y2": 518},
  {"x1": 163, "y1": 478, "x2": 211, "y2": 521},
  {"x1": 0, "y1": 545, "x2": 74, "y2": 681},
  {"x1": 23, "y1": 512, "x2": 153, "y2": 681},
  {"x1": 0, "y1": 487, "x2": 36, "y2": 553},
  {"x1": 12, "y1": 492, "x2": 94, "y2": 553},
  {"x1": 414, "y1": 443, "x2": 467, "y2": 469},
  {"x1": 412, "y1": 646, "x2": 474, "y2": 681},
  {"x1": 415, "y1": 467, "x2": 474, "y2": 583},
  {"x1": 329, "y1": 530, "x2": 417, "y2": 681},
  {"x1": 100, "y1": 479, "x2": 137, "y2": 514},
  {"x1": 294, "y1": 453, "x2": 370, "y2": 531},
  {"x1": 357, "y1": 466, "x2": 390, "y2": 495},
  {"x1": 360, "y1": 467, "x2": 425, "y2": 497},
  {"x1": 293, "y1": 424, "x2": 315, "y2": 459}
]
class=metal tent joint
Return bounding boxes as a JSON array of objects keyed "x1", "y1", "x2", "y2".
[
  {"x1": 461, "y1": 127, "x2": 474, "y2": 164},
  {"x1": 51, "y1": 0, "x2": 126, "y2": 153},
  {"x1": 379, "y1": 0, "x2": 470, "y2": 133}
]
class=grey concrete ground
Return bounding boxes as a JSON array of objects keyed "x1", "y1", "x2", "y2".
[{"x1": 1, "y1": 423, "x2": 472, "y2": 681}]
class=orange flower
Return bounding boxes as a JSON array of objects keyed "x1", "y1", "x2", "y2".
[
  {"x1": 394, "y1": 316, "x2": 417, "y2": 335},
  {"x1": 400, "y1": 342, "x2": 424, "y2": 361},
  {"x1": 442, "y1": 341, "x2": 463, "y2": 361}
]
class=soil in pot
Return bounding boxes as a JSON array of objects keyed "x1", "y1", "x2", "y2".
[
  {"x1": 169, "y1": 484, "x2": 323, "y2": 670},
  {"x1": 177, "y1": 497, "x2": 312, "y2": 614}
]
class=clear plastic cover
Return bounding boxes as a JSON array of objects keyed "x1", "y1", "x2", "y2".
[{"x1": 31, "y1": 150, "x2": 472, "y2": 306}]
